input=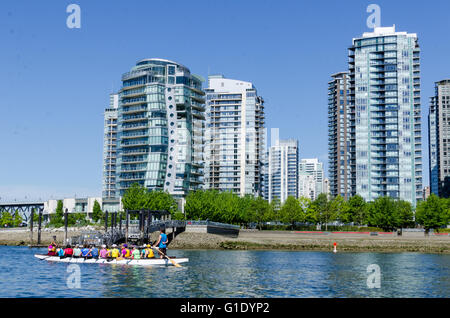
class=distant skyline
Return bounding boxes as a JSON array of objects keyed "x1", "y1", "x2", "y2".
[{"x1": 1, "y1": 0, "x2": 450, "y2": 201}]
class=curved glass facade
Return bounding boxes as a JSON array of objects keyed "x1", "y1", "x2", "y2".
[{"x1": 116, "y1": 59, "x2": 205, "y2": 197}]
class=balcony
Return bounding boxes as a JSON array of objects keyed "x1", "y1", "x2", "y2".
[{"x1": 121, "y1": 114, "x2": 147, "y2": 123}]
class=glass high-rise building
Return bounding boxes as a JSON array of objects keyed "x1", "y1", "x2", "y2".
[
  {"x1": 265, "y1": 128, "x2": 298, "y2": 203},
  {"x1": 204, "y1": 75, "x2": 265, "y2": 196},
  {"x1": 102, "y1": 93, "x2": 118, "y2": 199},
  {"x1": 328, "y1": 72, "x2": 351, "y2": 199},
  {"x1": 429, "y1": 94, "x2": 438, "y2": 196},
  {"x1": 116, "y1": 58, "x2": 205, "y2": 198},
  {"x1": 429, "y1": 79, "x2": 450, "y2": 197},
  {"x1": 348, "y1": 26, "x2": 422, "y2": 207}
]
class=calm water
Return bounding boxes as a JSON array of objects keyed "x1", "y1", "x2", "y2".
[{"x1": 0, "y1": 246, "x2": 449, "y2": 298}]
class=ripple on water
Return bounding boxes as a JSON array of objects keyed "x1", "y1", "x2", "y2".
[{"x1": 0, "y1": 247, "x2": 449, "y2": 298}]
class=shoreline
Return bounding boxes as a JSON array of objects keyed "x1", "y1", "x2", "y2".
[
  {"x1": 1, "y1": 228, "x2": 449, "y2": 254},
  {"x1": 168, "y1": 231, "x2": 450, "y2": 254}
]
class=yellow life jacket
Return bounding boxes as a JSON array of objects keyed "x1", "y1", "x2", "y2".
[{"x1": 111, "y1": 248, "x2": 120, "y2": 258}]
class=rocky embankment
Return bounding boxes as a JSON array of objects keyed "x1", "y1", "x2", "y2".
[
  {"x1": 0, "y1": 226, "x2": 100, "y2": 246},
  {"x1": 169, "y1": 230, "x2": 450, "y2": 254},
  {"x1": 1, "y1": 228, "x2": 449, "y2": 254}
]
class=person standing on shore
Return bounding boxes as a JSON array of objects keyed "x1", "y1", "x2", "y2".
[{"x1": 153, "y1": 229, "x2": 168, "y2": 259}]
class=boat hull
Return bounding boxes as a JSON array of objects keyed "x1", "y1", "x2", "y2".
[{"x1": 34, "y1": 254, "x2": 188, "y2": 266}]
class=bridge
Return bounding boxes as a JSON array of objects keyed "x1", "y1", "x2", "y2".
[
  {"x1": 0, "y1": 202, "x2": 44, "y2": 222},
  {"x1": 67, "y1": 209, "x2": 186, "y2": 246}
]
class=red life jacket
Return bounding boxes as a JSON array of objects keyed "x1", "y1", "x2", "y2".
[{"x1": 65, "y1": 248, "x2": 73, "y2": 256}]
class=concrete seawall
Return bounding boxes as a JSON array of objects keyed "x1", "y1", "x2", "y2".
[
  {"x1": 168, "y1": 230, "x2": 450, "y2": 254},
  {"x1": 1, "y1": 228, "x2": 449, "y2": 254}
]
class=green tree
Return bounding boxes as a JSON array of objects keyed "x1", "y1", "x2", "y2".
[
  {"x1": 32, "y1": 209, "x2": 40, "y2": 223},
  {"x1": 331, "y1": 195, "x2": 348, "y2": 224},
  {"x1": 347, "y1": 195, "x2": 368, "y2": 225},
  {"x1": 279, "y1": 196, "x2": 302, "y2": 229},
  {"x1": 68, "y1": 213, "x2": 89, "y2": 226},
  {"x1": 0, "y1": 211, "x2": 13, "y2": 227},
  {"x1": 269, "y1": 196, "x2": 281, "y2": 222},
  {"x1": 415, "y1": 194, "x2": 449, "y2": 234},
  {"x1": 121, "y1": 184, "x2": 180, "y2": 220},
  {"x1": 49, "y1": 200, "x2": 64, "y2": 227},
  {"x1": 13, "y1": 211, "x2": 23, "y2": 227},
  {"x1": 367, "y1": 197, "x2": 398, "y2": 231},
  {"x1": 122, "y1": 183, "x2": 148, "y2": 211},
  {"x1": 395, "y1": 200, "x2": 414, "y2": 229},
  {"x1": 300, "y1": 196, "x2": 317, "y2": 224},
  {"x1": 312, "y1": 193, "x2": 335, "y2": 230},
  {"x1": 56, "y1": 200, "x2": 64, "y2": 218},
  {"x1": 144, "y1": 190, "x2": 178, "y2": 214},
  {"x1": 297, "y1": 196, "x2": 311, "y2": 223},
  {"x1": 172, "y1": 211, "x2": 186, "y2": 221},
  {"x1": 185, "y1": 190, "x2": 219, "y2": 221},
  {"x1": 92, "y1": 200, "x2": 103, "y2": 223}
]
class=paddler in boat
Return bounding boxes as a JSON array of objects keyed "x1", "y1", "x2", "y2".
[
  {"x1": 141, "y1": 244, "x2": 154, "y2": 259},
  {"x1": 99, "y1": 245, "x2": 109, "y2": 259},
  {"x1": 90, "y1": 245, "x2": 99, "y2": 259},
  {"x1": 81, "y1": 244, "x2": 91, "y2": 259},
  {"x1": 110, "y1": 244, "x2": 120, "y2": 259},
  {"x1": 47, "y1": 241, "x2": 57, "y2": 256},
  {"x1": 130, "y1": 245, "x2": 140, "y2": 260},
  {"x1": 121, "y1": 243, "x2": 131, "y2": 258},
  {"x1": 153, "y1": 228, "x2": 168, "y2": 259},
  {"x1": 64, "y1": 245, "x2": 74, "y2": 258},
  {"x1": 56, "y1": 245, "x2": 65, "y2": 258},
  {"x1": 73, "y1": 244, "x2": 82, "y2": 258}
]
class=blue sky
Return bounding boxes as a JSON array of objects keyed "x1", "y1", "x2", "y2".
[{"x1": 1, "y1": 0, "x2": 449, "y2": 201}]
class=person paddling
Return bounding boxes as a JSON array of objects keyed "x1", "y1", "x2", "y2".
[
  {"x1": 90, "y1": 245, "x2": 99, "y2": 259},
  {"x1": 153, "y1": 228, "x2": 168, "y2": 259},
  {"x1": 47, "y1": 242, "x2": 57, "y2": 256},
  {"x1": 121, "y1": 244, "x2": 131, "y2": 259},
  {"x1": 56, "y1": 246, "x2": 65, "y2": 258},
  {"x1": 81, "y1": 244, "x2": 91, "y2": 259},
  {"x1": 141, "y1": 244, "x2": 154, "y2": 259},
  {"x1": 110, "y1": 244, "x2": 120, "y2": 259},
  {"x1": 64, "y1": 245, "x2": 73, "y2": 258},
  {"x1": 73, "y1": 244, "x2": 82, "y2": 258},
  {"x1": 99, "y1": 245, "x2": 109, "y2": 259},
  {"x1": 131, "y1": 246, "x2": 140, "y2": 260}
]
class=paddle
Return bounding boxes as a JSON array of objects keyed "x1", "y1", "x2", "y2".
[
  {"x1": 39, "y1": 254, "x2": 52, "y2": 261},
  {"x1": 152, "y1": 247, "x2": 181, "y2": 267}
]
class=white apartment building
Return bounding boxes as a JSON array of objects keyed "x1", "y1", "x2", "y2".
[
  {"x1": 204, "y1": 75, "x2": 265, "y2": 196},
  {"x1": 265, "y1": 128, "x2": 299, "y2": 203},
  {"x1": 298, "y1": 158, "x2": 324, "y2": 200}
]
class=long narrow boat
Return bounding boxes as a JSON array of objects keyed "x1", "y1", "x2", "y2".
[{"x1": 34, "y1": 254, "x2": 188, "y2": 266}]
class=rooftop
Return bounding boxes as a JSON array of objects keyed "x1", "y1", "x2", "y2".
[{"x1": 355, "y1": 25, "x2": 417, "y2": 41}]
